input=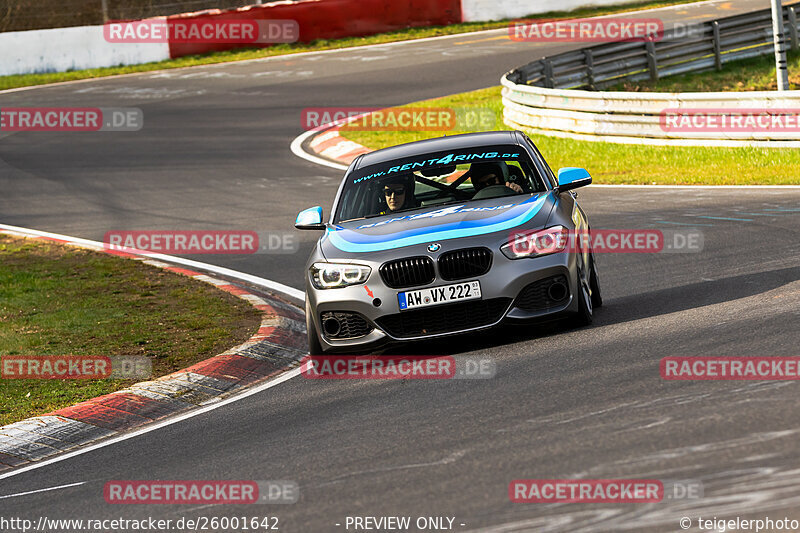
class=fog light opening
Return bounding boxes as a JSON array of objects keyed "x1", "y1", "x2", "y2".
[
  {"x1": 323, "y1": 317, "x2": 341, "y2": 337},
  {"x1": 548, "y1": 281, "x2": 568, "y2": 302}
]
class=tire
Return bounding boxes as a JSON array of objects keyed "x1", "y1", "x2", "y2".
[
  {"x1": 572, "y1": 261, "x2": 593, "y2": 327},
  {"x1": 589, "y1": 252, "x2": 603, "y2": 308},
  {"x1": 305, "y1": 300, "x2": 325, "y2": 355}
]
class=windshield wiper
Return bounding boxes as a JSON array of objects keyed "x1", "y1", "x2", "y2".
[{"x1": 423, "y1": 199, "x2": 468, "y2": 208}]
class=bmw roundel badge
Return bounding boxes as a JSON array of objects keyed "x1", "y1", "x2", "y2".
[{"x1": 427, "y1": 243, "x2": 441, "y2": 253}]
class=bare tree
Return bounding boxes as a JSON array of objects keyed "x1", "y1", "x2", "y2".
[{"x1": 0, "y1": 0, "x2": 260, "y2": 32}]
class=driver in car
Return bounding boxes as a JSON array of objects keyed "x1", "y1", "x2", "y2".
[
  {"x1": 379, "y1": 174, "x2": 418, "y2": 214},
  {"x1": 470, "y1": 162, "x2": 523, "y2": 194}
]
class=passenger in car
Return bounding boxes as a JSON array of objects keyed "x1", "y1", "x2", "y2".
[{"x1": 469, "y1": 162, "x2": 523, "y2": 194}]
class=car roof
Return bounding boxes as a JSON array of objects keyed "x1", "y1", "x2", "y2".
[{"x1": 353, "y1": 131, "x2": 521, "y2": 170}]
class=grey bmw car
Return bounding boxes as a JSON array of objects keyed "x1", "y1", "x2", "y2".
[{"x1": 296, "y1": 131, "x2": 601, "y2": 354}]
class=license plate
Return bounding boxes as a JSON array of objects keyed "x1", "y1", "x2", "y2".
[{"x1": 398, "y1": 281, "x2": 481, "y2": 311}]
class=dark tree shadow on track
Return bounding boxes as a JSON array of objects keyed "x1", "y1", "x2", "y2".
[
  {"x1": 380, "y1": 265, "x2": 800, "y2": 356},
  {"x1": 600, "y1": 265, "x2": 799, "y2": 325}
]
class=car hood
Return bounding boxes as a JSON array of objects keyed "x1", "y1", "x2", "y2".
[{"x1": 321, "y1": 192, "x2": 555, "y2": 256}]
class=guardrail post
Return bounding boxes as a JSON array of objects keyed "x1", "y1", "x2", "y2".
[
  {"x1": 509, "y1": 69, "x2": 527, "y2": 85},
  {"x1": 584, "y1": 49, "x2": 596, "y2": 90},
  {"x1": 772, "y1": 0, "x2": 790, "y2": 90},
  {"x1": 712, "y1": 21, "x2": 722, "y2": 70},
  {"x1": 645, "y1": 40, "x2": 659, "y2": 82},
  {"x1": 789, "y1": 7, "x2": 799, "y2": 50},
  {"x1": 544, "y1": 59, "x2": 554, "y2": 89}
]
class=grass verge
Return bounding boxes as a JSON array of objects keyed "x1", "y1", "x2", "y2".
[
  {"x1": 339, "y1": 87, "x2": 800, "y2": 185},
  {"x1": 613, "y1": 48, "x2": 800, "y2": 92},
  {"x1": 0, "y1": 234, "x2": 261, "y2": 426},
  {"x1": 0, "y1": 0, "x2": 702, "y2": 91}
]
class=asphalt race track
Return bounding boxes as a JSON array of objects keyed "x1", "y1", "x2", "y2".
[{"x1": 1, "y1": 0, "x2": 799, "y2": 531}]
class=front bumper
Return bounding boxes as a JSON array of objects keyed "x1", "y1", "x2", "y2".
[{"x1": 307, "y1": 249, "x2": 579, "y2": 353}]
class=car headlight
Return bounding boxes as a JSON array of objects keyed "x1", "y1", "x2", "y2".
[
  {"x1": 501, "y1": 226, "x2": 569, "y2": 259},
  {"x1": 310, "y1": 262, "x2": 371, "y2": 289}
]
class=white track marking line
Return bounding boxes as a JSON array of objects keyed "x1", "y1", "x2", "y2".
[
  {"x1": 0, "y1": 224, "x2": 305, "y2": 301},
  {"x1": 0, "y1": 224, "x2": 308, "y2": 481},
  {"x1": 0, "y1": 0, "x2": 789, "y2": 477},
  {"x1": 0, "y1": 0, "x2": 727, "y2": 96},
  {"x1": 0, "y1": 28, "x2": 522, "y2": 96},
  {"x1": 291, "y1": 128, "x2": 800, "y2": 188},
  {"x1": 0, "y1": 367, "x2": 304, "y2": 482},
  {"x1": 290, "y1": 128, "x2": 349, "y2": 171},
  {"x1": 0, "y1": 481, "x2": 86, "y2": 499}
]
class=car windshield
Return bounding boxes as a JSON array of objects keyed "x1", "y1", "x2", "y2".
[{"x1": 334, "y1": 145, "x2": 548, "y2": 223}]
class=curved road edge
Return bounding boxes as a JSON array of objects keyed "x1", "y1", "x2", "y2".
[
  {"x1": 293, "y1": 122, "x2": 800, "y2": 189},
  {"x1": 0, "y1": 223, "x2": 308, "y2": 478}
]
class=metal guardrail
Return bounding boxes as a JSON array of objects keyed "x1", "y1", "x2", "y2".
[
  {"x1": 506, "y1": 5, "x2": 800, "y2": 90},
  {"x1": 501, "y1": 4, "x2": 800, "y2": 146}
]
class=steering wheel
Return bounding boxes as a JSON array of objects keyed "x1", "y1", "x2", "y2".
[
  {"x1": 430, "y1": 177, "x2": 473, "y2": 200},
  {"x1": 472, "y1": 184, "x2": 518, "y2": 200}
]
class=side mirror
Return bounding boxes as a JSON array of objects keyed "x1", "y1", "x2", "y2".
[
  {"x1": 556, "y1": 167, "x2": 592, "y2": 193},
  {"x1": 295, "y1": 206, "x2": 326, "y2": 230}
]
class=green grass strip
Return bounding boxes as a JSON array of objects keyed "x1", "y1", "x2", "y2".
[{"x1": 0, "y1": 235, "x2": 260, "y2": 426}]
